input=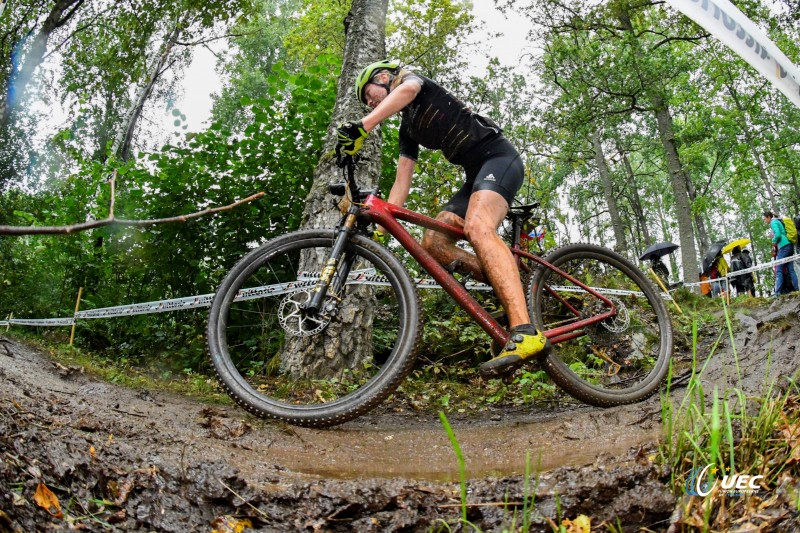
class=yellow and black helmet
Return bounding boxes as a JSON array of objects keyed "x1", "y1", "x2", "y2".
[{"x1": 355, "y1": 60, "x2": 399, "y2": 104}]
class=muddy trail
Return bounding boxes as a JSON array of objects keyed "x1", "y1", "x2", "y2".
[{"x1": 1, "y1": 296, "x2": 799, "y2": 532}]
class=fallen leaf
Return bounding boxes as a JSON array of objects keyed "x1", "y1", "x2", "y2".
[
  {"x1": 34, "y1": 482, "x2": 62, "y2": 518},
  {"x1": 562, "y1": 514, "x2": 591, "y2": 533},
  {"x1": 211, "y1": 515, "x2": 253, "y2": 533}
]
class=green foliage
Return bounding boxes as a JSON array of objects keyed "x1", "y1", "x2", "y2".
[{"x1": 0, "y1": 53, "x2": 339, "y2": 365}]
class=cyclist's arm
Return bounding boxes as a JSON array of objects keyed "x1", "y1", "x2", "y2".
[
  {"x1": 361, "y1": 80, "x2": 421, "y2": 132},
  {"x1": 377, "y1": 156, "x2": 415, "y2": 234}
]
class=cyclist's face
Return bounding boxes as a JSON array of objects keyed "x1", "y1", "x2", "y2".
[{"x1": 364, "y1": 82, "x2": 389, "y2": 108}]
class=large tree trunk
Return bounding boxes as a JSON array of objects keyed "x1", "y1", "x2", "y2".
[
  {"x1": 683, "y1": 172, "x2": 710, "y2": 251},
  {"x1": 592, "y1": 128, "x2": 628, "y2": 255},
  {"x1": 614, "y1": 6, "x2": 698, "y2": 283},
  {"x1": 652, "y1": 96, "x2": 699, "y2": 284},
  {"x1": 0, "y1": 0, "x2": 86, "y2": 188},
  {"x1": 0, "y1": 0, "x2": 85, "y2": 126},
  {"x1": 282, "y1": 0, "x2": 389, "y2": 378}
]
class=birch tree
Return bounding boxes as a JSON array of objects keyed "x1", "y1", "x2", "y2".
[{"x1": 283, "y1": 0, "x2": 390, "y2": 377}]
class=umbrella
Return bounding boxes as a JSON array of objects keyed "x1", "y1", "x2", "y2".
[
  {"x1": 702, "y1": 240, "x2": 727, "y2": 275},
  {"x1": 722, "y1": 238, "x2": 751, "y2": 255},
  {"x1": 639, "y1": 241, "x2": 679, "y2": 261}
]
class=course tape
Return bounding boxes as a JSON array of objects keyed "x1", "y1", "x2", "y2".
[
  {"x1": 679, "y1": 253, "x2": 800, "y2": 289},
  {"x1": 11, "y1": 255, "x2": 795, "y2": 327},
  {"x1": 0, "y1": 273, "x2": 638, "y2": 326},
  {"x1": 0, "y1": 318, "x2": 75, "y2": 327}
]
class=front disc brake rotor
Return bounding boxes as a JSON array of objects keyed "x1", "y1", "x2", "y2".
[{"x1": 278, "y1": 288, "x2": 335, "y2": 337}]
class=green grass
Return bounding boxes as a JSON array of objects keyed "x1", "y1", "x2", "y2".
[{"x1": 659, "y1": 300, "x2": 800, "y2": 531}]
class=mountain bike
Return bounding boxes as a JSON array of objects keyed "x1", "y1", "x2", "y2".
[{"x1": 206, "y1": 155, "x2": 673, "y2": 428}]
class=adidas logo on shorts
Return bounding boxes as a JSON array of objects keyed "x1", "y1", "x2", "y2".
[{"x1": 484, "y1": 173, "x2": 496, "y2": 182}]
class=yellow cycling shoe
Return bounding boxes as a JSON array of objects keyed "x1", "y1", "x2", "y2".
[{"x1": 480, "y1": 324, "x2": 551, "y2": 378}]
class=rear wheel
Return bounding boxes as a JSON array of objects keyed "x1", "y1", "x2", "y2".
[
  {"x1": 529, "y1": 243, "x2": 672, "y2": 406},
  {"x1": 206, "y1": 229, "x2": 422, "y2": 427}
]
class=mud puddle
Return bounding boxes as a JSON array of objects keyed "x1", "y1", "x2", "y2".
[{"x1": 280, "y1": 408, "x2": 662, "y2": 481}]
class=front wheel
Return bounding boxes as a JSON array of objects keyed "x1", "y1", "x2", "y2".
[
  {"x1": 529, "y1": 243, "x2": 673, "y2": 406},
  {"x1": 206, "y1": 229, "x2": 422, "y2": 428}
]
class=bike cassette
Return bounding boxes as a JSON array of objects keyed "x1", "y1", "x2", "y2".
[{"x1": 278, "y1": 288, "x2": 336, "y2": 336}]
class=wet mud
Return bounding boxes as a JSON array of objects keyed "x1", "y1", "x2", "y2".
[{"x1": 0, "y1": 296, "x2": 798, "y2": 531}]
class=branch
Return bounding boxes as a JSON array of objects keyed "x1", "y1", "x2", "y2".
[
  {"x1": 175, "y1": 31, "x2": 254, "y2": 47},
  {"x1": 0, "y1": 173, "x2": 265, "y2": 235},
  {"x1": 42, "y1": 4, "x2": 118, "y2": 61},
  {"x1": 650, "y1": 33, "x2": 710, "y2": 50}
]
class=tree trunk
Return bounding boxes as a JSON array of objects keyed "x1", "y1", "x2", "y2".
[
  {"x1": 0, "y1": 0, "x2": 86, "y2": 188},
  {"x1": 592, "y1": 128, "x2": 627, "y2": 255},
  {"x1": 683, "y1": 172, "x2": 709, "y2": 250},
  {"x1": 652, "y1": 96, "x2": 699, "y2": 284},
  {"x1": 614, "y1": 6, "x2": 698, "y2": 283},
  {"x1": 282, "y1": 0, "x2": 389, "y2": 378},
  {"x1": 0, "y1": 0, "x2": 85, "y2": 126},
  {"x1": 111, "y1": 19, "x2": 183, "y2": 161}
]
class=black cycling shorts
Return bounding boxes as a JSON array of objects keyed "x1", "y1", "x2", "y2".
[{"x1": 442, "y1": 135, "x2": 524, "y2": 219}]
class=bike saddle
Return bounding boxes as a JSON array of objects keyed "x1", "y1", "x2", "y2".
[
  {"x1": 507, "y1": 202, "x2": 539, "y2": 216},
  {"x1": 506, "y1": 202, "x2": 540, "y2": 224}
]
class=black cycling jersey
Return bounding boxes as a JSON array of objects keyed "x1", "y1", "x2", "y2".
[{"x1": 397, "y1": 74, "x2": 502, "y2": 165}]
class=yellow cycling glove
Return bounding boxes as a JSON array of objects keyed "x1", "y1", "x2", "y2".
[{"x1": 336, "y1": 121, "x2": 368, "y2": 155}]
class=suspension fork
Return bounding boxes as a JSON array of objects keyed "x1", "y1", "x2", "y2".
[{"x1": 304, "y1": 211, "x2": 359, "y2": 313}]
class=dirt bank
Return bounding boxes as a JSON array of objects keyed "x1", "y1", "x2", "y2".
[{"x1": 1, "y1": 296, "x2": 798, "y2": 531}]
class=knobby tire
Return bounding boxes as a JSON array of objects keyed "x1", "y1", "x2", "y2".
[
  {"x1": 529, "y1": 243, "x2": 673, "y2": 406},
  {"x1": 206, "y1": 229, "x2": 422, "y2": 428}
]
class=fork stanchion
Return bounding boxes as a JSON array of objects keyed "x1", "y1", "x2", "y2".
[{"x1": 649, "y1": 268, "x2": 683, "y2": 315}]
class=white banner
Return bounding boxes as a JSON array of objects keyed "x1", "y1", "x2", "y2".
[{"x1": 666, "y1": 0, "x2": 800, "y2": 108}]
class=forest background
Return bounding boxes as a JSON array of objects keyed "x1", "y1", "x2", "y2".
[{"x1": 0, "y1": 0, "x2": 798, "y2": 372}]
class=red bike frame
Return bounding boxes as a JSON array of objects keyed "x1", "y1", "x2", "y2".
[{"x1": 360, "y1": 194, "x2": 618, "y2": 347}]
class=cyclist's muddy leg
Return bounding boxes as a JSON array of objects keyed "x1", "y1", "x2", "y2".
[
  {"x1": 421, "y1": 211, "x2": 487, "y2": 282},
  {"x1": 463, "y1": 190, "x2": 531, "y2": 328}
]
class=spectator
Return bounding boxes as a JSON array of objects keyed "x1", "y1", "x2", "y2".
[
  {"x1": 763, "y1": 210, "x2": 798, "y2": 296},
  {"x1": 709, "y1": 256, "x2": 729, "y2": 298},
  {"x1": 729, "y1": 246, "x2": 755, "y2": 297},
  {"x1": 650, "y1": 257, "x2": 670, "y2": 287},
  {"x1": 740, "y1": 249, "x2": 757, "y2": 297}
]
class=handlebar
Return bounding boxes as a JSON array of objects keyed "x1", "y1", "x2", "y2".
[{"x1": 331, "y1": 152, "x2": 377, "y2": 203}]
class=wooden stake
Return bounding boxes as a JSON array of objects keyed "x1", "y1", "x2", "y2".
[
  {"x1": 5, "y1": 313, "x2": 11, "y2": 332},
  {"x1": 69, "y1": 287, "x2": 83, "y2": 347},
  {"x1": 649, "y1": 268, "x2": 683, "y2": 315}
]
